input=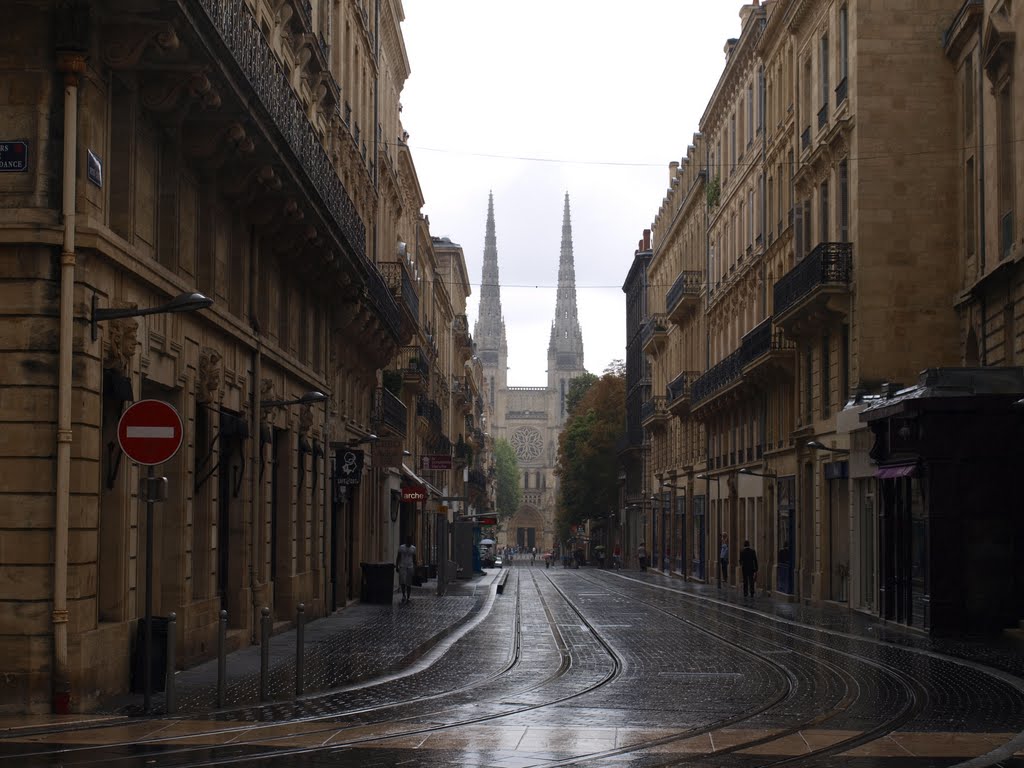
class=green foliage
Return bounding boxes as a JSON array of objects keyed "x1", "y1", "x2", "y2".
[
  {"x1": 566, "y1": 372, "x2": 597, "y2": 417},
  {"x1": 554, "y1": 370, "x2": 626, "y2": 541},
  {"x1": 706, "y1": 174, "x2": 721, "y2": 209},
  {"x1": 493, "y1": 438, "x2": 522, "y2": 519}
]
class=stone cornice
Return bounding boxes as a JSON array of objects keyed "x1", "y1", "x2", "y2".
[{"x1": 700, "y1": 7, "x2": 767, "y2": 133}]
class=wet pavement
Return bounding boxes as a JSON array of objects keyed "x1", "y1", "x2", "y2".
[{"x1": 2, "y1": 564, "x2": 1023, "y2": 767}]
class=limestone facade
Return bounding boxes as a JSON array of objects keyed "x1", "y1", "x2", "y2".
[
  {"x1": 0, "y1": 0, "x2": 477, "y2": 714},
  {"x1": 633, "y1": 0, "x2": 1019, "y2": 626}
]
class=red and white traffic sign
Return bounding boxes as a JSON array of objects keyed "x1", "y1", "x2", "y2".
[{"x1": 117, "y1": 399, "x2": 184, "y2": 466}]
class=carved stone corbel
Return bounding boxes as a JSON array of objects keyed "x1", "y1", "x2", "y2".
[
  {"x1": 197, "y1": 347, "x2": 223, "y2": 405},
  {"x1": 102, "y1": 301, "x2": 139, "y2": 375}
]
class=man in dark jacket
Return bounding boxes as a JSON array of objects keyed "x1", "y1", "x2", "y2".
[{"x1": 739, "y1": 540, "x2": 759, "y2": 597}]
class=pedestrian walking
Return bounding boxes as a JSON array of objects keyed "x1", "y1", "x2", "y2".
[
  {"x1": 719, "y1": 533, "x2": 730, "y2": 585},
  {"x1": 612, "y1": 544, "x2": 622, "y2": 570},
  {"x1": 531, "y1": 547, "x2": 536, "y2": 566},
  {"x1": 395, "y1": 535, "x2": 416, "y2": 604},
  {"x1": 637, "y1": 541, "x2": 648, "y2": 572},
  {"x1": 740, "y1": 539, "x2": 759, "y2": 597}
]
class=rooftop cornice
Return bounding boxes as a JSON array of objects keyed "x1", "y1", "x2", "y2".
[{"x1": 699, "y1": 7, "x2": 768, "y2": 133}]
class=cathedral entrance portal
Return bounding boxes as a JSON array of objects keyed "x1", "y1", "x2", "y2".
[
  {"x1": 516, "y1": 528, "x2": 536, "y2": 550},
  {"x1": 509, "y1": 505, "x2": 545, "y2": 552}
]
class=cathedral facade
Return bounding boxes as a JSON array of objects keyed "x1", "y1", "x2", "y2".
[{"x1": 474, "y1": 193, "x2": 587, "y2": 552}]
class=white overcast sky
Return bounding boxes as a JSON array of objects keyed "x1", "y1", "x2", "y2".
[{"x1": 401, "y1": 2, "x2": 744, "y2": 386}]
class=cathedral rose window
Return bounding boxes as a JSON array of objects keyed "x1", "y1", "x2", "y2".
[{"x1": 510, "y1": 426, "x2": 543, "y2": 461}]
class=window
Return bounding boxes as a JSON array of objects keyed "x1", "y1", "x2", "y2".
[
  {"x1": 963, "y1": 53, "x2": 974, "y2": 140},
  {"x1": 839, "y1": 6, "x2": 849, "y2": 83},
  {"x1": 997, "y1": 84, "x2": 1015, "y2": 259},
  {"x1": 821, "y1": 333, "x2": 831, "y2": 419},
  {"x1": 820, "y1": 180, "x2": 829, "y2": 241},
  {"x1": 965, "y1": 157, "x2": 976, "y2": 257},
  {"x1": 747, "y1": 83, "x2": 755, "y2": 144},
  {"x1": 731, "y1": 113, "x2": 737, "y2": 169},
  {"x1": 805, "y1": 346, "x2": 814, "y2": 424},
  {"x1": 839, "y1": 159, "x2": 850, "y2": 242},
  {"x1": 840, "y1": 324, "x2": 850, "y2": 404},
  {"x1": 803, "y1": 199, "x2": 812, "y2": 256},
  {"x1": 820, "y1": 34, "x2": 830, "y2": 108},
  {"x1": 748, "y1": 189, "x2": 755, "y2": 246}
]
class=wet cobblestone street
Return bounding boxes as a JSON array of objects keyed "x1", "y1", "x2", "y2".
[{"x1": 2, "y1": 566, "x2": 1023, "y2": 767}]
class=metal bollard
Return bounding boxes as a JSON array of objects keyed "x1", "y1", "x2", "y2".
[
  {"x1": 259, "y1": 607, "x2": 271, "y2": 702},
  {"x1": 165, "y1": 612, "x2": 177, "y2": 715},
  {"x1": 217, "y1": 610, "x2": 227, "y2": 708},
  {"x1": 295, "y1": 603, "x2": 305, "y2": 697}
]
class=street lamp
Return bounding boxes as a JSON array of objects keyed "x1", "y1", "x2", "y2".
[
  {"x1": 738, "y1": 467, "x2": 778, "y2": 478},
  {"x1": 261, "y1": 390, "x2": 329, "y2": 408},
  {"x1": 807, "y1": 440, "x2": 850, "y2": 454},
  {"x1": 91, "y1": 291, "x2": 214, "y2": 341},
  {"x1": 697, "y1": 473, "x2": 725, "y2": 586}
]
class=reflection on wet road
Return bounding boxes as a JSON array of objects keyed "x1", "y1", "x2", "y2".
[{"x1": 2, "y1": 568, "x2": 1023, "y2": 767}]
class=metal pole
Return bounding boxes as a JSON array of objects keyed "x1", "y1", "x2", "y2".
[
  {"x1": 217, "y1": 609, "x2": 227, "y2": 708},
  {"x1": 260, "y1": 607, "x2": 270, "y2": 702},
  {"x1": 165, "y1": 612, "x2": 176, "y2": 714},
  {"x1": 144, "y1": 464, "x2": 155, "y2": 714},
  {"x1": 295, "y1": 603, "x2": 305, "y2": 697}
]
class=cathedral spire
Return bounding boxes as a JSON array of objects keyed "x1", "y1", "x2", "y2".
[
  {"x1": 548, "y1": 192, "x2": 585, "y2": 372},
  {"x1": 474, "y1": 192, "x2": 508, "y2": 408}
]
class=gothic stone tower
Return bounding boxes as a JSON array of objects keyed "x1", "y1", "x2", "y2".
[{"x1": 481, "y1": 193, "x2": 586, "y2": 553}]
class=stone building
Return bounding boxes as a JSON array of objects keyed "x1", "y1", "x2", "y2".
[
  {"x1": 0, "y1": 0, "x2": 475, "y2": 714},
  {"x1": 628, "y1": 0, "x2": 1023, "y2": 633},
  {"x1": 475, "y1": 193, "x2": 587, "y2": 552}
]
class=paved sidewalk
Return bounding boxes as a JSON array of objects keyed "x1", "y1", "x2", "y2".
[{"x1": 100, "y1": 570, "x2": 501, "y2": 718}]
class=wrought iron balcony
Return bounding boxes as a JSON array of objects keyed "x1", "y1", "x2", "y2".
[
  {"x1": 666, "y1": 370, "x2": 701, "y2": 416},
  {"x1": 666, "y1": 270, "x2": 702, "y2": 325},
  {"x1": 691, "y1": 350, "x2": 743, "y2": 407},
  {"x1": 640, "y1": 314, "x2": 670, "y2": 355},
  {"x1": 416, "y1": 396, "x2": 443, "y2": 433},
  {"x1": 773, "y1": 241, "x2": 853, "y2": 327},
  {"x1": 398, "y1": 346, "x2": 429, "y2": 390},
  {"x1": 738, "y1": 317, "x2": 795, "y2": 373},
  {"x1": 196, "y1": 0, "x2": 364, "y2": 259},
  {"x1": 364, "y1": 264, "x2": 403, "y2": 343},
  {"x1": 467, "y1": 469, "x2": 487, "y2": 490},
  {"x1": 379, "y1": 387, "x2": 406, "y2": 438},
  {"x1": 640, "y1": 395, "x2": 668, "y2": 430},
  {"x1": 378, "y1": 261, "x2": 419, "y2": 336}
]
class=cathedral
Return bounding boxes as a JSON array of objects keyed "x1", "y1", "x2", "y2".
[{"x1": 474, "y1": 192, "x2": 587, "y2": 552}]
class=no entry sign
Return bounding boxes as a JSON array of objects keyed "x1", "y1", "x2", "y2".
[{"x1": 118, "y1": 399, "x2": 184, "y2": 465}]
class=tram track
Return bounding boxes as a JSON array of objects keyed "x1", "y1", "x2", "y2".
[{"x1": 0, "y1": 568, "x2": 618, "y2": 767}]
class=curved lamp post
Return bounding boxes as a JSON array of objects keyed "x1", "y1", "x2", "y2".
[{"x1": 91, "y1": 291, "x2": 214, "y2": 341}]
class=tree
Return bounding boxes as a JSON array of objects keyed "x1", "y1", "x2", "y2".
[
  {"x1": 566, "y1": 372, "x2": 597, "y2": 417},
  {"x1": 554, "y1": 370, "x2": 626, "y2": 541},
  {"x1": 493, "y1": 438, "x2": 522, "y2": 520}
]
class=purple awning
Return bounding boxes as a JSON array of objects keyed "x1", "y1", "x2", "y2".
[{"x1": 876, "y1": 463, "x2": 917, "y2": 479}]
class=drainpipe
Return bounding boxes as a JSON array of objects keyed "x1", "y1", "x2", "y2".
[
  {"x1": 53, "y1": 50, "x2": 86, "y2": 714},
  {"x1": 975, "y1": 23, "x2": 987, "y2": 363}
]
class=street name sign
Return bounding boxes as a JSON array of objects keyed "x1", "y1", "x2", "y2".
[{"x1": 118, "y1": 399, "x2": 183, "y2": 465}]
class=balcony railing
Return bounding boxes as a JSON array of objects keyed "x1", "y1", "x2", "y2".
[
  {"x1": 378, "y1": 260, "x2": 419, "y2": 326},
  {"x1": 197, "y1": 0, "x2": 364, "y2": 259},
  {"x1": 416, "y1": 396, "x2": 443, "y2": 432},
  {"x1": 667, "y1": 370, "x2": 701, "y2": 410},
  {"x1": 773, "y1": 241, "x2": 853, "y2": 319},
  {"x1": 640, "y1": 395, "x2": 667, "y2": 424},
  {"x1": 398, "y1": 346, "x2": 429, "y2": 380},
  {"x1": 364, "y1": 263, "x2": 403, "y2": 342},
  {"x1": 691, "y1": 350, "x2": 743, "y2": 405},
  {"x1": 467, "y1": 469, "x2": 487, "y2": 489},
  {"x1": 666, "y1": 270, "x2": 702, "y2": 321},
  {"x1": 379, "y1": 387, "x2": 406, "y2": 438},
  {"x1": 641, "y1": 314, "x2": 669, "y2": 351},
  {"x1": 835, "y1": 77, "x2": 848, "y2": 106},
  {"x1": 739, "y1": 317, "x2": 795, "y2": 369}
]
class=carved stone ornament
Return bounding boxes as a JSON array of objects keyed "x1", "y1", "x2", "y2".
[
  {"x1": 298, "y1": 402, "x2": 314, "y2": 435},
  {"x1": 102, "y1": 301, "x2": 139, "y2": 374},
  {"x1": 197, "y1": 347, "x2": 223, "y2": 404}
]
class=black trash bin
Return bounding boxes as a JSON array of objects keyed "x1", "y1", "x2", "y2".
[
  {"x1": 360, "y1": 562, "x2": 395, "y2": 604},
  {"x1": 131, "y1": 616, "x2": 168, "y2": 693}
]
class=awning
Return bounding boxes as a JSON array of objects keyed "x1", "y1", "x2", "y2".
[
  {"x1": 876, "y1": 463, "x2": 917, "y2": 479},
  {"x1": 401, "y1": 463, "x2": 443, "y2": 498}
]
